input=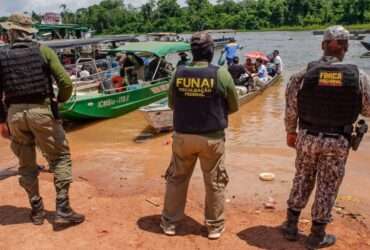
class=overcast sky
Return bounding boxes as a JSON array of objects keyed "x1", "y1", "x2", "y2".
[{"x1": 0, "y1": 0, "x2": 194, "y2": 17}]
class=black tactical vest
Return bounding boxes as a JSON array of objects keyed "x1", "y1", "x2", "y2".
[
  {"x1": 173, "y1": 64, "x2": 228, "y2": 134},
  {"x1": 298, "y1": 61, "x2": 362, "y2": 134},
  {"x1": 0, "y1": 42, "x2": 51, "y2": 104}
]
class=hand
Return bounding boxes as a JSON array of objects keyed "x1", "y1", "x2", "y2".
[
  {"x1": 0, "y1": 123, "x2": 11, "y2": 139},
  {"x1": 287, "y1": 132, "x2": 297, "y2": 148}
]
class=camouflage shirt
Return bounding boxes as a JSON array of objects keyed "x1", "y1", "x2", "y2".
[{"x1": 285, "y1": 56, "x2": 370, "y2": 133}]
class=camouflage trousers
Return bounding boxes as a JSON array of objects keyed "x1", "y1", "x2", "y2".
[
  {"x1": 7, "y1": 104, "x2": 72, "y2": 200},
  {"x1": 162, "y1": 133, "x2": 229, "y2": 231},
  {"x1": 287, "y1": 130, "x2": 350, "y2": 223}
]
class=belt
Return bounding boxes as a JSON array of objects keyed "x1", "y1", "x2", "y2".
[{"x1": 305, "y1": 130, "x2": 348, "y2": 140}]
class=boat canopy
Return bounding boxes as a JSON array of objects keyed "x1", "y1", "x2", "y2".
[
  {"x1": 109, "y1": 41, "x2": 190, "y2": 57},
  {"x1": 41, "y1": 35, "x2": 137, "y2": 49}
]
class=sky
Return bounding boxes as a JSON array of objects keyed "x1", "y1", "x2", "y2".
[{"x1": 0, "y1": 0, "x2": 193, "y2": 17}]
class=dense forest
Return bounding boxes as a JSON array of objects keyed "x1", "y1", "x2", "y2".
[{"x1": 12, "y1": 0, "x2": 370, "y2": 33}]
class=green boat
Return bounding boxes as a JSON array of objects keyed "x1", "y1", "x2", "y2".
[{"x1": 60, "y1": 41, "x2": 190, "y2": 120}]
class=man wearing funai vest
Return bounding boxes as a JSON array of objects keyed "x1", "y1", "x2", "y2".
[
  {"x1": 0, "y1": 13, "x2": 84, "y2": 230},
  {"x1": 283, "y1": 25, "x2": 370, "y2": 249},
  {"x1": 160, "y1": 31, "x2": 239, "y2": 239}
]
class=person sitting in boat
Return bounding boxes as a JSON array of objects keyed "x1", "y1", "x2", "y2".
[
  {"x1": 118, "y1": 52, "x2": 144, "y2": 83},
  {"x1": 228, "y1": 57, "x2": 246, "y2": 84},
  {"x1": 79, "y1": 68, "x2": 90, "y2": 79},
  {"x1": 244, "y1": 57, "x2": 256, "y2": 74},
  {"x1": 177, "y1": 52, "x2": 191, "y2": 67},
  {"x1": 252, "y1": 58, "x2": 269, "y2": 88},
  {"x1": 223, "y1": 38, "x2": 242, "y2": 65},
  {"x1": 228, "y1": 57, "x2": 253, "y2": 93},
  {"x1": 268, "y1": 50, "x2": 283, "y2": 77}
]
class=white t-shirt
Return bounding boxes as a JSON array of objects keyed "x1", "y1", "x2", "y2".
[
  {"x1": 274, "y1": 55, "x2": 283, "y2": 74},
  {"x1": 80, "y1": 70, "x2": 90, "y2": 78}
]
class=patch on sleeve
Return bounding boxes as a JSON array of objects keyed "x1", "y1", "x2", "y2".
[{"x1": 319, "y1": 71, "x2": 343, "y2": 87}]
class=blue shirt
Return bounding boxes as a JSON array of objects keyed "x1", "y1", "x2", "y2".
[
  {"x1": 224, "y1": 43, "x2": 241, "y2": 60},
  {"x1": 257, "y1": 64, "x2": 268, "y2": 81}
]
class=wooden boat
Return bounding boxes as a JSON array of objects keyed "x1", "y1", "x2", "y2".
[
  {"x1": 313, "y1": 30, "x2": 370, "y2": 36},
  {"x1": 313, "y1": 30, "x2": 366, "y2": 40},
  {"x1": 312, "y1": 30, "x2": 324, "y2": 35},
  {"x1": 204, "y1": 29, "x2": 237, "y2": 48},
  {"x1": 350, "y1": 35, "x2": 366, "y2": 40},
  {"x1": 360, "y1": 51, "x2": 370, "y2": 58},
  {"x1": 140, "y1": 73, "x2": 283, "y2": 132},
  {"x1": 361, "y1": 41, "x2": 370, "y2": 51},
  {"x1": 146, "y1": 32, "x2": 183, "y2": 42},
  {"x1": 59, "y1": 41, "x2": 190, "y2": 120}
]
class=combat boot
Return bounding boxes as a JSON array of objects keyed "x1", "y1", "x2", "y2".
[
  {"x1": 30, "y1": 196, "x2": 46, "y2": 225},
  {"x1": 54, "y1": 195, "x2": 85, "y2": 230},
  {"x1": 19, "y1": 178, "x2": 45, "y2": 225},
  {"x1": 305, "y1": 221, "x2": 336, "y2": 250},
  {"x1": 54, "y1": 183, "x2": 85, "y2": 230},
  {"x1": 281, "y1": 208, "x2": 301, "y2": 241}
]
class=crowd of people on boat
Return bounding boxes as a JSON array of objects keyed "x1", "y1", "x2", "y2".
[
  {"x1": 225, "y1": 49, "x2": 283, "y2": 94},
  {"x1": 34, "y1": 32, "x2": 283, "y2": 97}
]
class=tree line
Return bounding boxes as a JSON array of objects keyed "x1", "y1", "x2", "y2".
[{"x1": 9, "y1": 0, "x2": 370, "y2": 34}]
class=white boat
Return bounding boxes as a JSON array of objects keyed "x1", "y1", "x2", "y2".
[
  {"x1": 139, "y1": 98, "x2": 173, "y2": 132},
  {"x1": 140, "y1": 73, "x2": 283, "y2": 132}
]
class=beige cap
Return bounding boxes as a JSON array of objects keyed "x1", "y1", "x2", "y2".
[
  {"x1": 323, "y1": 25, "x2": 350, "y2": 41},
  {"x1": 0, "y1": 13, "x2": 38, "y2": 34},
  {"x1": 191, "y1": 31, "x2": 214, "y2": 50}
]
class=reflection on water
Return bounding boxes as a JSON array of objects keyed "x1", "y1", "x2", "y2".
[
  {"x1": 223, "y1": 31, "x2": 370, "y2": 149},
  {"x1": 228, "y1": 81, "x2": 285, "y2": 147}
]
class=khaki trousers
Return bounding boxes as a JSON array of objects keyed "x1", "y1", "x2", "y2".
[
  {"x1": 162, "y1": 132, "x2": 229, "y2": 231},
  {"x1": 7, "y1": 104, "x2": 72, "y2": 197}
]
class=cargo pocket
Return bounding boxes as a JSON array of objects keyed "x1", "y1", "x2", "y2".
[
  {"x1": 31, "y1": 106, "x2": 54, "y2": 125},
  {"x1": 215, "y1": 157, "x2": 229, "y2": 190}
]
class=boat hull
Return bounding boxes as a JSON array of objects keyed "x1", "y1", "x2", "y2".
[
  {"x1": 361, "y1": 41, "x2": 370, "y2": 51},
  {"x1": 140, "y1": 74, "x2": 282, "y2": 132},
  {"x1": 61, "y1": 81, "x2": 169, "y2": 120}
]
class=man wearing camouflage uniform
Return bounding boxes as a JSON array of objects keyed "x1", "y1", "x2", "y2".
[
  {"x1": 160, "y1": 32, "x2": 239, "y2": 239},
  {"x1": 282, "y1": 25, "x2": 370, "y2": 249},
  {"x1": 0, "y1": 13, "x2": 84, "y2": 229}
]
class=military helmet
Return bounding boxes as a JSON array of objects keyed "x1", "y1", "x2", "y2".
[{"x1": 190, "y1": 32, "x2": 214, "y2": 50}]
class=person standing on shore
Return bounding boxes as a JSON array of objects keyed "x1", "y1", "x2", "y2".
[
  {"x1": 0, "y1": 13, "x2": 85, "y2": 229},
  {"x1": 282, "y1": 25, "x2": 370, "y2": 249},
  {"x1": 160, "y1": 31, "x2": 239, "y2": 239}
]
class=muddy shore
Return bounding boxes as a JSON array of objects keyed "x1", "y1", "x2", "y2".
[{"x1": 1, "y1": 82, "x2": 370, "y2": 249}]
